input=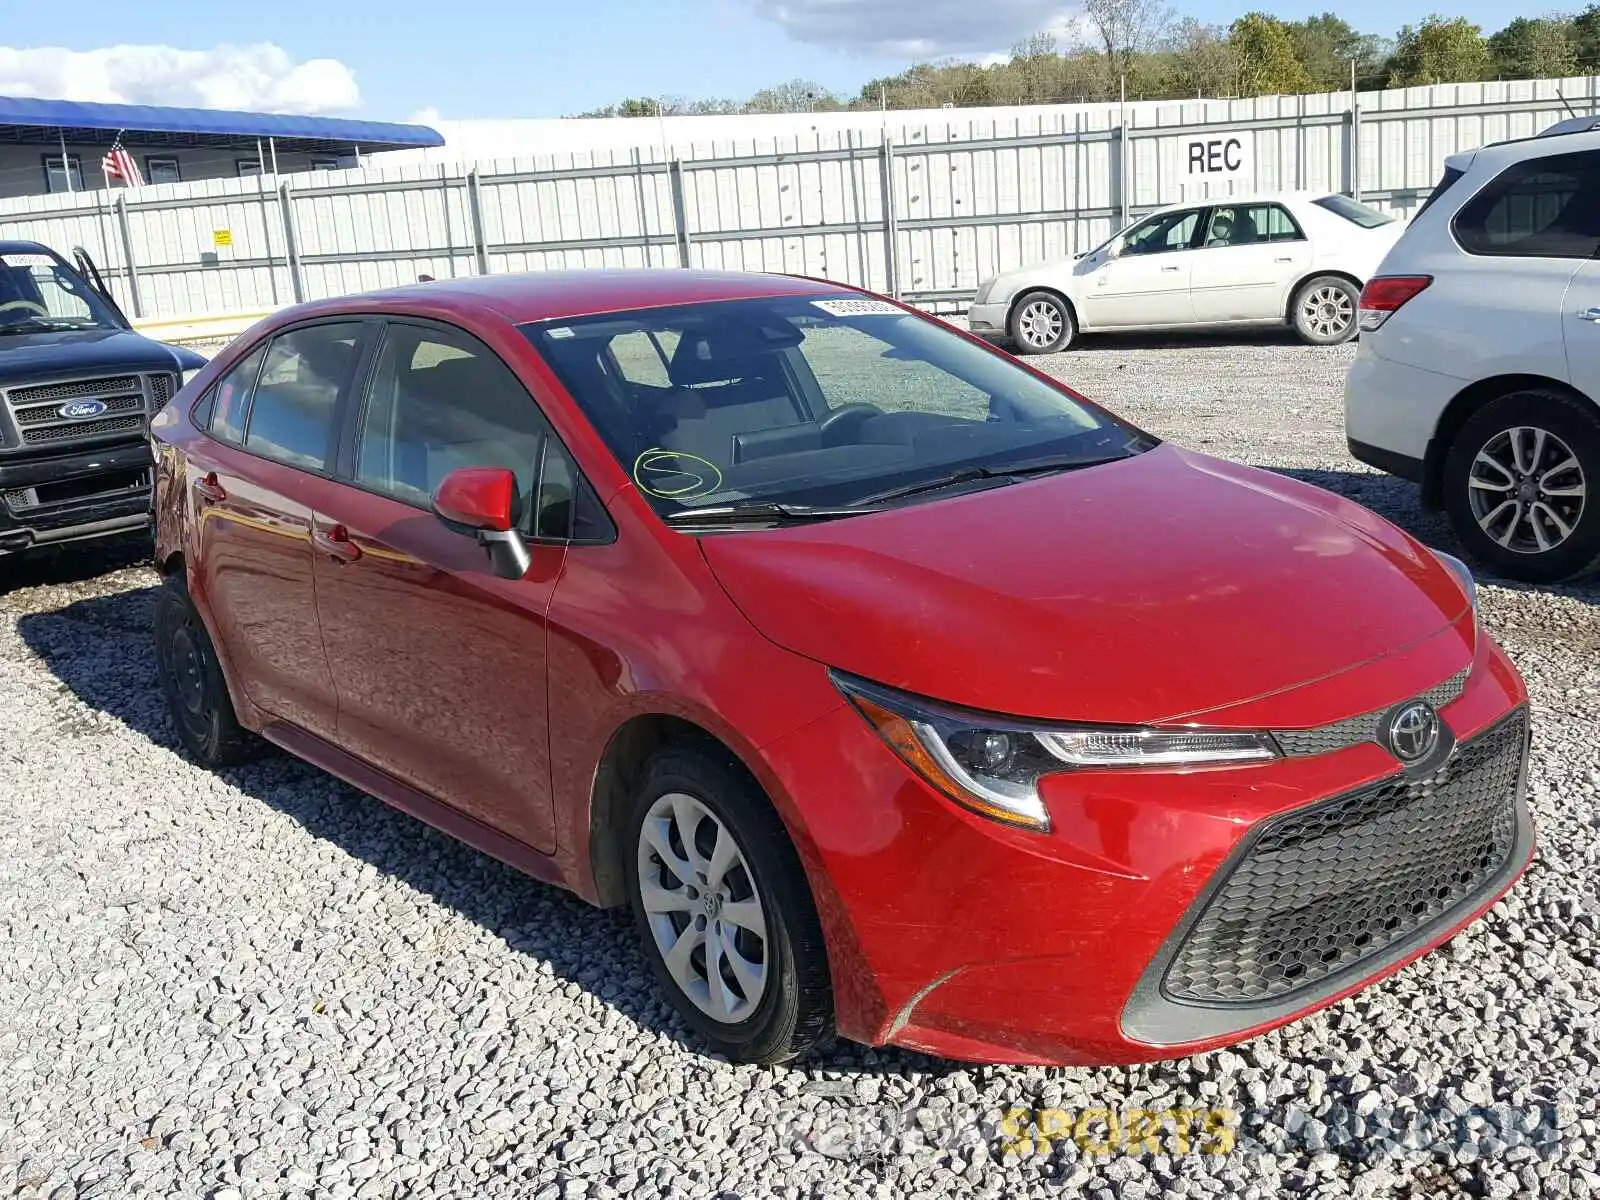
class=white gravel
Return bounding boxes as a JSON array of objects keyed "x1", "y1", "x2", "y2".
[{"x1": 4, "y1": 331, "x2": 1600, "y2": 1199}]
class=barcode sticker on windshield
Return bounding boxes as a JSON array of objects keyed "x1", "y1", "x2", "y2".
[
  {"x1": 812, "y1": 298, "x2": 902, "y2": 317},
  {"x1": 0, "y1": 253, "x2": 56, "y2": 268}
]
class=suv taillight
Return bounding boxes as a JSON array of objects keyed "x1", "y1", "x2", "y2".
[{"x1": 1358, "y1": 275, "x2": 1433, "y2": 332}]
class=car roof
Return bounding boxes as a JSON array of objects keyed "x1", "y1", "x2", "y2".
[
  {"x1": 0, "y1": 239, "x2": 57, "y2": 257},
  {"x1": 285, "y1": 269, "x2": 855, "y2": 327},
  {"x1": 1152, "y1": 190, "x2": 1334, "y2": 214}
]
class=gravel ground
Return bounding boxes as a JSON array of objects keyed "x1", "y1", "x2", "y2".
[{"x1": 3, "y1": 332, "x2": 1600, "y2": 1200}]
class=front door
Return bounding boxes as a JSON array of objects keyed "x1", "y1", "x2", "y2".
[
  {"x1": 1078, "y1": 208, "x2": 1201, "y2": 328},
  {"x1": 312, "y1": 319, "x2": 572, "y2": 854},
  {"x1": 1189, "y1": 202, "x2": 1312, "y2": 322},
  {"x1": 187, "y1": 321, "x2": 365, "y2": 740}
]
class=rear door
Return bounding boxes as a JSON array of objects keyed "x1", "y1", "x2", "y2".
[
  {"x1": 312, "y1": 318, "x2": 580, "y2": 854},
  {"x1": 186, "y1": 320, "x2": 369, "y2": 739},
  {"x1": 1188, "y1": 202, "x2": 1311, "y2": 322},
  {"x1": 1077, "y1": 208, "x2": 1202, "y2": 328}
]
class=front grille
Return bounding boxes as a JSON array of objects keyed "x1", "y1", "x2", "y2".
[
  {"x1": 9, "y1": 375, "x2": 141, "y2": 406},
  {"x1": 3, "y1": 487, "x2": 36, "y2": 511},
  {"x1": 1163, "y1": 709, "x2": 1526, "y2": 1006},
  {"x1": 149, "y1": 374, "x2": 175, "y2": 406},
  {"x1": 14, "y1": 392, "x2": 145, "y2": 426},
  {"x1": 1274, "y1": 667, "x2": 1471, "y2": 758},
  {"x1": 20, "y1": 415, "x2": 145, "y2": 445}
]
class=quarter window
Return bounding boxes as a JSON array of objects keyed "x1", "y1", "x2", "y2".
[
  {"x1": 1454, "y1": 151, "x2": 1600, "y2": 258},
  {"x1": 207, "y1": 344, "x2": 266, "y2": 444},
  {"x1": 355, "y1": 323, "x2": 597, "y2": 538},
  {"x1": 243, "y1": 323, "x2": 362, "y2": 471}
]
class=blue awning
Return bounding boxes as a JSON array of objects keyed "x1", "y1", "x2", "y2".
[{"x1": 0, "y1": 95, "x2": 443, "y2": 151}]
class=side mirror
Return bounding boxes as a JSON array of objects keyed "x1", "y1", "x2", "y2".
[{"x1": 432, "y1": 466, "x2": 532, "y2": 580}]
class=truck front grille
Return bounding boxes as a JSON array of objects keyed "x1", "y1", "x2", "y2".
[
  {"x1": 1, "y1": 374, "x2": 162, "y2": 450},
  {"x1": 1161, "y1": 709, "x2": 1527, "y2": 1006}
]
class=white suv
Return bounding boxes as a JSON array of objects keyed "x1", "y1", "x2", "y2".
[{"x1": 1345, "y1": 117, "x2": 1600, "y2": 582}]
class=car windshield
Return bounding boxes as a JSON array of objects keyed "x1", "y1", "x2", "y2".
[
  {"x1": 1312, "y1": 194, "x2": 1395, "y2": 228},
  {"x1": 0, "y1": 251, "x2": 121, "y2": 332},
  {"x1": 524, "y1": 295, "x2": 1151, "y2": 517}
]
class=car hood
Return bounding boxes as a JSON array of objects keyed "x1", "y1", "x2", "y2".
[
  {"x1": 699, "y1": 445, "x2": 1473, "y2": 726},
  {"x1": 0, "y1": 327, "x2": 204, "y2": 386}
]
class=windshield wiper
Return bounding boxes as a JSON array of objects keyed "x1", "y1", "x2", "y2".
[
  {"x1": 0, "y1": 317, "x2": 102, "y2": 336},
  {"x1": 853, "y1": 452, "x2": 1129, "y2": 507},
  {"x1": 665, "y1": 501, "x2": 883, "y2": 528}
]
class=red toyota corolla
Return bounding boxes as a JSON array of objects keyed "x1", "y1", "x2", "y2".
[{"x1": 149, "y1": 270, "x2": 1533, "y2": 1066}]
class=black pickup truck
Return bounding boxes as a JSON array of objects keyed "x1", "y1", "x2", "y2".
[{"x1": 0, "y1": 240, "x2": 205, "y2": 559}]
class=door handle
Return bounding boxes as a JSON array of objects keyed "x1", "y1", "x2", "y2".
[
  {"x1": 1274, "y1": 256, "x2": 1296, "y2": 263},
  {"x1": 312, "y1": 523, "x2": 362, "y2": 564},
  {"x1": 194, "y1": 472, "x2": 226, "y2": 505},
  {"x1": 1576, "y1": 306, "x2": 1600, "y2": 323},
  {"x1": 1160, "y1": 265, "x2": 1181, "y2": 273}
]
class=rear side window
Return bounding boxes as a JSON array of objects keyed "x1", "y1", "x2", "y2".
[
  {"x1": 1454, "y1": 151, "x2": 1600, "y2": 259},
  {"x1": 1312, "y1": 194, "x2": 1395, "y2": 228},
  {"x1": 206, "y1": 344, "x2": 266, "y2": 444},
  {"x1": 243, "y1": 323, "x2": 362, "y2": 471}
]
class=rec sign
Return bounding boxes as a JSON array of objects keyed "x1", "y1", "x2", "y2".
[{"x1": 1184, "y1": 135, "x2": 1253, "y2": 182}]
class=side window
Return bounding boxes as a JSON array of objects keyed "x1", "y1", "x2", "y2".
[
  {"x1": 607, "y1": 330, "x2": 678, "y2": 389},
  {"x1": 207, "y1": 344, "x2": 266, "y2": 444},
  {"x1": 1455, "y1": 151, "x2": 1600, "y2": 259},
  {"x1": 795, "y1": 320, "x2": 990, "y2": 421},
  {"x1": 1122, "y1": 210, "x2": 1199, "y2": 256},
  {"x1": 1203, "y1": 204, "x2": 1298, "y2": 247},
  {"x1": 244, "y1": 323, "x2": 362, "y2": 471},
  {"x1": 355, "y1": 323, "x2": 588, "y2": 538}
]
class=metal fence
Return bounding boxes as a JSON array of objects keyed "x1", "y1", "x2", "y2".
[{"x1": 3, "y1": 75, "x2": 1598, "y2": 321}]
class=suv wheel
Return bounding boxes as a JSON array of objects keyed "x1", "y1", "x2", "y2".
[
  {"x1": 1443, "y1": 389, "x2": 1600, "y2": 582},
  {"x1": 1291, "y1": 276, "x2": 1359, "y2": 345},
  {"x1": 1008, "y1": 291, "x2": 1075, "y2": 354},
  {"x1": 154, "y1": 574, "x2": 261, "y2": 767},
  {"x1": 624, "y1": 742, "x2": 832, "y2": 1064}
]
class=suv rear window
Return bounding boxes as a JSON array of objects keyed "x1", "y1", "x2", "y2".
[
  {"x1": 1453, "y1": 150, "x2": 1600, "y2": 259},
  {"x1": 1312, "y1": 194, "x2": 1395, "y2": 228}
]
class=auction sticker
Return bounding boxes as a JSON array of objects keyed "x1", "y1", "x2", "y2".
[{"x1": 812, "y1": 298, "x2": 902, "y2": 317}]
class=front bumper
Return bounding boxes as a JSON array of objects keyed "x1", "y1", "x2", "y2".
[
  {"x1": 0, "y1": 439, "x2": 154, "y2": 554},
  {"x1": 761, "y1": 631, "x2": 1532, "y2": 1065},
  {"x1": 966, "y1": 300, "x2": 1011, "y2": 335}
]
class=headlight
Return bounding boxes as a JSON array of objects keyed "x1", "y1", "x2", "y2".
[
  {"x1": 973, "y1": 277, "x2": 997, "y2": 305},
  {"x1": 834, "y1": 674, "x2": 1280, "y2": 833},
  {"x1": 1432, "y1": 549, "x2": 1477, "y2": 613},
  {"x1": 181, "y1": 368, "x2": 203, "y2": 388}
]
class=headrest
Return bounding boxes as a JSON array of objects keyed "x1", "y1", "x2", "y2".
[{"x1": 667, "y1": 329, "x2": 782, "y2": 388}]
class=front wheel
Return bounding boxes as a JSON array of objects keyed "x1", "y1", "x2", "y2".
[
  {"x1": 1008, "y1": 291, "x2": 1076, "y2": 355},
  {"x1": 1443, "y1": 389, "x2": 1600, "y2": 583},
  {"x1": 625, "y1": 742, "x2": 832, "y2": 1064},
  {"x1": 1291, "y1": 275, "x2": 1360, "y2": 345}
]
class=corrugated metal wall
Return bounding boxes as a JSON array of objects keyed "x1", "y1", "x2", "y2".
[{"x1": 3, "y1": 76, "x2": 1597, "y2": 320}]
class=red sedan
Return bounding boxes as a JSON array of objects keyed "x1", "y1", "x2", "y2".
[{"x1": 149, "y1": 270, "x2": 1533, "y2": 1066}]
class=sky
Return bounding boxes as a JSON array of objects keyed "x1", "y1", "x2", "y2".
[{"x1": 0, "y1": 0, "x2": 1539, "y2": 123}]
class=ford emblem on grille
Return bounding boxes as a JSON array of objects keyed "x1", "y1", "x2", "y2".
[
  {"x1": 1386, "y1": 700, "x2": 1440, "y2": 762},
  {"x1": 59, "y1": 399, "x2": 109, "y2": 420}
]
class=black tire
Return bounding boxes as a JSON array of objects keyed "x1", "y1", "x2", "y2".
[
  {"x1": 153, "y1": 574, "x2": 261, "y2": 768},
  {"x1": 1443, "y1": 389, "x2": 1600, "y2": 583},
  {"x1": 624, "y1": 741, "x2": 832, "y2": 1064},
  {"x1": 1290, "y1": 275, "x2": 1360, "y2": 345},
  {"x1": 1007, "y1": 290, "x2": 1076, "y2": 355}
]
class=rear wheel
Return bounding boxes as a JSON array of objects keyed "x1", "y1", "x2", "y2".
[
  {"x1": 624, "y1": 742, "x2": 832, "y2": 1064},
  {"x1": 1443, "y1": 389, "x2": 1600, "y2": 582},
  {"x1": 1008, "y1": 291, "x2": 1075, "y2": 355},
  {"x1": 1291, "y1": 275, "x2": 1359, "y2": 345},
  {"x1": 154, "y1": 575, "x2": 261, "y2": 767}
]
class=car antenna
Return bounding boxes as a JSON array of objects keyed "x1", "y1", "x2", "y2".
[{"x1": 1556, "y1": 87, "x2": 1579, "y2": 119}]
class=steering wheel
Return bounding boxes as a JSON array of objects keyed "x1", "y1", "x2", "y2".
[
  {"x1": 818, "y1": 403, "x2": 884, "y2": 446},
  {"x1": 0, "y1": 300, "x2": 48, "y2": 318}
]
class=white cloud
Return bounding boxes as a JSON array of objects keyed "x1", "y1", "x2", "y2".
[
  {"x1": 748, "y1": 0, "x2": 1080, "y2": 58},
  {"x1": 0, "y1": 43, "x2": 360, "y2": 113}
]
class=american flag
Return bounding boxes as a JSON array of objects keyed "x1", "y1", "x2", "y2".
[{"x1": 102, "y1": 135, "x2": 143, "y2": 188}]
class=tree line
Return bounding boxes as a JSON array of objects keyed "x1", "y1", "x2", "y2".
[{"x1": 575, "y1": 3, "x2": 1600, "y2": 116}]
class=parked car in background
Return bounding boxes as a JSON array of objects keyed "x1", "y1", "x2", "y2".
[
  {"x1": 968, "y1": 191, "x2": 1405, "y2": 353},
  {"x1": 1345, "y1": 118, "x2": 1600, "y2": 582},
  {"x1": 153, "y1": 270, "x2": 1530, "y2": 1067},
  {"x1": 0, "y1": 240, "x2": 206, "y2": 560}
]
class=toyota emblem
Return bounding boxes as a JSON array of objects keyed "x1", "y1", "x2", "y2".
[{"x1": 1386, "y1": 701, "x2": 1440, "y2": 763}]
